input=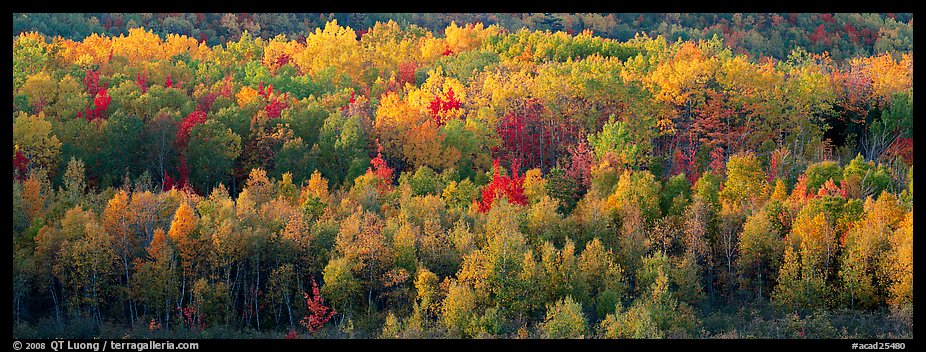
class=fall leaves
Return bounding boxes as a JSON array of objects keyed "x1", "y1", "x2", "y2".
[{"x1": 11, "y1": 15, "x2": 914, "y2": 339}]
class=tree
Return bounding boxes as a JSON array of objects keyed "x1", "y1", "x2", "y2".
[
  {"x1": 186, "y1": 121, "x2": 242, "y2": 193},
  {"x1": 772, "y1": 212, "x2": 832, "y2": 311},
  {"x1": 167, "y1": 201, "x2": 201, "y2": 308},
  {"x1": 102, "y1": 190, "x2": 141, "y2": 323},
  {"x1": 839, "y1": 192, "x2": 904, "y2": 309},
  {"x1": 99, "y1": 113, "x2": 145, "y2": 188},
  {"x1": 884, "y1": 212, "x2": 912, "y2": 309},
  {"x1": 720, "y1": 152, "x2": 770, "y2": 213},
  {"x1": 661, "y1": 173, "x2": 691, "y2": 216},
  {"x1": 578, "y1": 238, "x2": 626, "y2": 319},
  {"x1": 144, "y1": 111, "x2": 179, "y2": 187},
  {"x1": 804, "y1": 161, "x2": 843, "y2": 194},
  {"x1": 54, "y1": 213, "x2": 117, "y2": 325},
  {"x1": 440, "y1": 279, "x2": 477, "y2": 338},
  {"x1": 737, "y1": 210, "x2": 785, "y2": 299},
  {"x1": 321, "y1": 257, "x2": 362, "y2": 320},
  {"x1": 477, "y1": 159, "x2": 527, "y2": 212},
  {"x1": 301, "y1": 278, "x2": 337, "y2": 334},
  {"x1": 13, "y1": 112, "x2": 61, "y2": 176},
  {"x1": 333, "y1": 209, "x2": 392, "y2": 313},
  {"x1": 61, "y1": 157, "x2": 88, "y2": 207},
  {"x1": 540, "y1": 296, "x2": 588, "y2": 339},
  {"x1": 606, "y1": 169, "x2": 661, "y2": 222},
  {"x1": 588, "y1": 116, "x2": 646, "y2": 169},
  {"x1": 131, "y1": 228, "x2": 178, "y2": 329}
]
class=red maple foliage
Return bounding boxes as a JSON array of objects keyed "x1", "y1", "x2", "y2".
[
  {"x1": 176, "y1": 111, "x2": 208, "y2": 150},
  {"x1": 428, "y1": 87, "x2": 462, "y2": 126},
  {"x1": 810, "y1": 24, "x2": 829, "y2": 45},
  {"x1": 477, "y1": 158, "x2": 527, "y2": 212},
  {"x1": 566, "y1": 141, "x2": 595, "y2": 191},
  {"x1": 78, "y1": 87, "x2": 111, "y2": 121},
  {"x1": 844, "y1": 24, "x2": 860, "y2": 44},
  {"x1": 174, "y1": 111, "x2": 208, "y2": 189},
  {"x1": 136, "y1": 71, "x2": 148, "y2": 94},
  {"x1": 163, "y1": 173, "x2": 179, "y2": 191},
  {"x1": 672, "y1": 147, "x2": 700, "y2": 186},
  {"x1": 257, "y1": 83, "x2": 289, "y2": 119},
  {"x1": 496, "y1": 99, "x2": 560, "y2": 171},
  {"x1": 82, "y1": 69, "x2": 104, "y2": 96},
  {"x1": 13, "y1": 150, "x2": 29, "y2": 180},
  {"x1": 368, "y1": 139, "x2": 394, "y2": 192},
  {"x1": 767, "y1": 151, "x2": 782, "y2": 184},
  {"x1": 340, "y1": 91, "x2": 356, "y2": 113},
  {"x1": 177, "y1": 306, "x2": 205, "y2": 331},
  {"x1": 274, "y1": 52, "x2": 292, "y2": 68},
  {"x1": 397, "y1": 61, "x2": 417, "y2": 87},
  {"x1": 300, "y1": 278, "x2": 336, "y2": 334}
]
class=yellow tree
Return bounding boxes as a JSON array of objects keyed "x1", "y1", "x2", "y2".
[
  {"x1": 772, "y1": 211, "x2": 832, "y2": 311},
  {"x1": 54, "y1": 214, "x2": 117, "y2": 325},
  {"x1": 102, "y1": 190, "x2": 141, "y2": 323},
  {"x1": 720, "y1": 151, "x2": 770, "y2": 214},
  {"x1": 130, "y1": 228, "x2": 178, "y2": 329},
  {"x1": 295, "y1": 20, "x2": 366, "y2": 83},
  {"x1": 883, "y1": 212, "x2": 912, "y2": 309},
  {"x1": 13, "y1": 111, "x2": 61, "y2": 174},
  {"x1": 333, "y1": 208, "x2": 392, "y2": 313},
  {"x1": 167, "y1": 201, "x2": 201, "y2": 307}
]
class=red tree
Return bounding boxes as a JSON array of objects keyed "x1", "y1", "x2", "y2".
[
  {"x1": 82, "y1": 69, "x2": 103, "y2": 96},
  {"x1": 428, "y1": 87, "x2": 462, "y2": 126},
  {"x1": 367, "y1": 139, "x2": 394, "y2": 192},
  {"x1": 13, "y1": 150, "x2": 29, "y2": 180},
  {"x1": 257, "y1": 83, "x2": 289, "y2": 119},
  {"x1": 78, "y1": 87, "x2": 111, "y2": 121},
  {"x1": 810, "y1": 24, "x2": 829, "y2": 45},
  {"x1": 566, "y1": 141, "x2": 595, "y2": 192},
  {"x1": 300, "y1": 278, "x2": 336, "y2": 334},
  {"x1": 136, "y1": 71, "x2": 148, "y2": 93},
  {"x1": 478, "y1": 158, "x2": 527, "y2": 212},
  {"x1": 496, "y1": 99, "x2": 575, "y2": 172},
  {"x1": 397, "y1": 61, "x2": 417, "y2": 87}
]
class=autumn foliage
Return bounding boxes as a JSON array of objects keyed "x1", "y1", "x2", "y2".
[
  {"x1": 478, "y1": 158, "x2": 527, "y2": 212},
  {"x1": 300, "y1": 278, "x2": 336, "y2": 334},
  {"x1": 10, "y1": 14, "x2": 914, "y2": 340}
]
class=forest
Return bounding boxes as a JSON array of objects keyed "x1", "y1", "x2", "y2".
[{"x1": 11, "y1": 13, "x2": 913, "y2": 339}]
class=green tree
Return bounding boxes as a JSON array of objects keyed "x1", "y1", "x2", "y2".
[
  {"x1": 186, "y1": 120, "x2": 242, "y2": 193},
  {"x1": 720, "y1": 152, "x2": 769, "y2": 213},
  {"x1": 540, "y1": 296, "x2": 588, "y2": 339}
]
